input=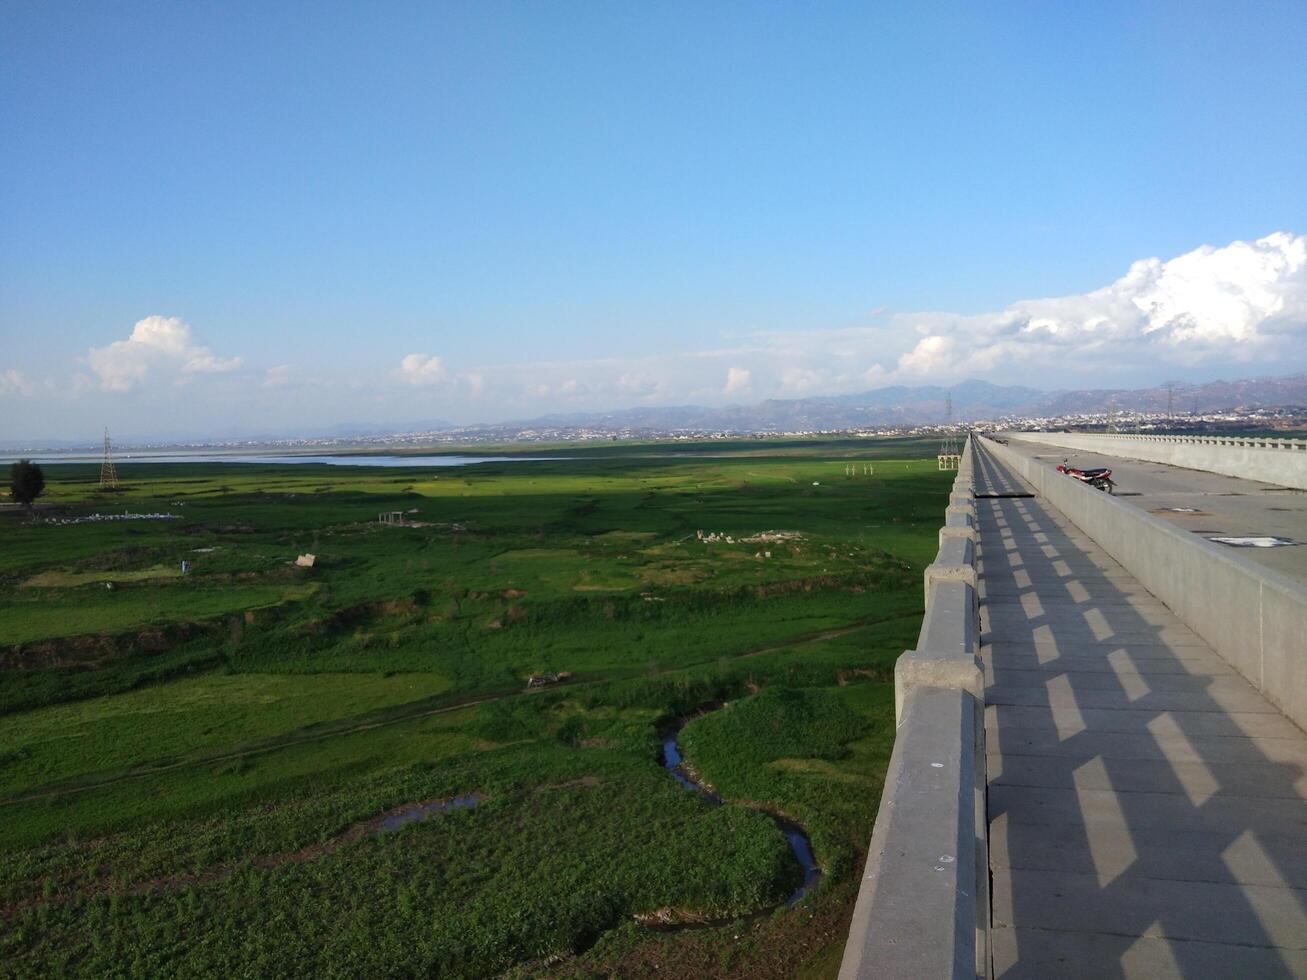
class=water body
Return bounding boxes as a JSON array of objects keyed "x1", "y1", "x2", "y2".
[
  {"x1": 375, "y1": 794, "x2": 482, "y2": 833},
  {"x1": 659, "y1": 714, "x2": 820, "y2": 909},
  {"x1": 6, "y1": 453, "x2": 567, "y2": 467}
]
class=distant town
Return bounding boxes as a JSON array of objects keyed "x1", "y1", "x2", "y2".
[{"x1": 5, "y1": 404, "x2": 1304, "y2": 459}]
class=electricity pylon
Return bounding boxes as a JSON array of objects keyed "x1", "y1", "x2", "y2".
[{"x1": 100, "y1": 428, "x2": 120, "y2": 490}]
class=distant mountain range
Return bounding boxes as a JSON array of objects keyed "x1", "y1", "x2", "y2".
[
  {"x1": 7, "y1": 374, "x2": 1307, "y2": 453},
  {"x1": 489, "y1": 373, "x2": 1307, "y2": 434}
]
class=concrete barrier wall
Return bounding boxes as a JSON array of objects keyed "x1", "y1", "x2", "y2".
[
  {"x1": 1005, "y1": 431, "x2": 1307, "y2": 490},
  {"x1": 840, "y1": 436, "x2": 990, "y2": 980},
  {"x1": 982, "y1": 436, "x2": 1307, "y2": 733}
]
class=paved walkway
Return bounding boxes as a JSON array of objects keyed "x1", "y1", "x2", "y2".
[
  {"x1": 974, "y1": 444, "x2": 1307, "y2": 978},
  {"x1": 1000, "y1": 437, "x2": 1307, "y2": 587}
]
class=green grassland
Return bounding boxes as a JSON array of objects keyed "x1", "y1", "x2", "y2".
[{"x1": 0, "y1": 438, "x2": 944, "y2": 978}]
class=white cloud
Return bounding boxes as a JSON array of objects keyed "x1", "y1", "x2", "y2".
[
  {"x1": 896, "y1": 335, "x2": 956, "y2": 376},
  {"x1": 396, "y1": 353, "x2": 447, "y2": 385},
  {"x1": 86, "y1": 316, "x2": 242, "y2": 392},
  {"x1": 0, "y1": 369, "x2": 35, "y2": 396},
  {"x1": 779, "y1": 366, "x2": 824, "y2": 393},
  {"x1": 892, "y1": 232, "x2": 1307, "y2": 378},
  {"x1": 422, "y1": 235, "x2": 1307, "y2": 411},
  {"x1": 617, "y1": 373, "x2": 662, "y2": 398},
  {"x1": 862, "y1": 363, "x2": 889, "y2": 386},
  {"x1": 723, "y1": 366, "x2": 751, "y2": 394},
  {"x1": 48, "y1": 232, "x2": 1297, "y2": 434}
]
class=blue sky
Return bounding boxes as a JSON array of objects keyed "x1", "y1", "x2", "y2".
[{"x1": 3, "y1": 2, "x2": 1306, "y2": 440}]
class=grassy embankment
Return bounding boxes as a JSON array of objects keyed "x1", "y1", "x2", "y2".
[{"x1": 0, "y1": 438, "x2": 945, "y2": 977}]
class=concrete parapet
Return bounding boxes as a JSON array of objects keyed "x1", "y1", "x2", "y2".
[
  {"x1": 916, "y1": 581, "x2": 979, "y2": 662},
  {"x1": 982, "y1": 435, "x2": 1307, "y2": 733},
  {"x1": 840, "y1": 434, "x2": 990, "y2": 979},
  {"x1": 1006, "y1": 431, "x2": 1307, "y2": 491},
  {"x1": 945, "y1": 503, "x2": 975, "y2": 524},
  {"x1": 940, "y1": 523, "x2": 978, "y2": 548},
  {"x1": 924, "y1": 538, "x2": 977, "y2": 611},
  {"x1": 839, "y1": 687, "x2": 988, "y2": 980},
  {"x1": 895, "y1": 643, "x2": 983, "y2": 726}
]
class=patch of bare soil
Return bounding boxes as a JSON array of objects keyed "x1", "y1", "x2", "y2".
[
  {"x1": 301, "y1": 596, "x2": 422, "y2": 634},
  {"x1": 752, "y1": 576, "x2": 848, "y2": 598},
  {"x1": 0, "y1": 621, "x2": 221, "y2": 671},
  {"x1": 546, "y1": 880, "x2": 861, "y2": 980}
]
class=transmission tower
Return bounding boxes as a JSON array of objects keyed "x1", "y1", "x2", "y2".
[
  {"x1": 100, "y1": 428, "x2": 120, "y2": 491},
  {"x1": 938, "y1": 393, "x2": 960, "y2": 470}
]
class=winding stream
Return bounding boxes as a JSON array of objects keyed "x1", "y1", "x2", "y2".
[{"x1": 659, "y1": 711, "x2": 820, "y2": 910}]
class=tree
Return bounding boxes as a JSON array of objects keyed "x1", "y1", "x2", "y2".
[{"x1": 9, "y1": 459, "x2": 45, "y2": 515}]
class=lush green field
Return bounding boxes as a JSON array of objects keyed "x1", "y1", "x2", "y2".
[{"x1": 0, "y1": 438, "x2": 945, "y2": 978}]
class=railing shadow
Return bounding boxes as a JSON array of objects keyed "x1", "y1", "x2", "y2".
[{"x1": 974, "y1": 448, "x2": 1307, "y2": 978}]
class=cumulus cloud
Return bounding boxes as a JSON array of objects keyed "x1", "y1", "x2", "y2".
[
  {"x1": 4, "y1": 231, "x2": 1300, "y2": 440},
  {"x1": 396, "y1": 353, "x2": 447, "y2": 385},
  {"x1": 366, "y1": 233, "x2": 1307, "y2": 418},
  {"x1": 896, "y1": 335, "x2": 955, "y2": 375},
  {"x1": 779, "y1": 366, "x2": 824, "y2": 393},
  {"x1": 0, "y1": 369, "x2": 35, "y2": 396},
  {"x1": 723, "y1": 366, "x2": 751, "y2": 394},
  {"x1": 86, "y1": 316, "x2": 242, "y2": 392},
  {"x1": 420, "y1": 234, "x2": 1307, "y2": 413},
  {"x1": 892, "y1": 232, "x2": 1307, "y2": 378},
  {"x1": 617, "y1": 373, "x2": 662, "y2": 398}
]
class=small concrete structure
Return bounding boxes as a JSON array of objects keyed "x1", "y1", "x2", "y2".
[
  {"x1": 378, "y1": 511, "x2": 405, "y2": 525},
  {"x1": 295, "y1": 553, "x2": 316, "y2": 567}
]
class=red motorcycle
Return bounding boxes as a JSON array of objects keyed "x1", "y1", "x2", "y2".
[{"x1": 1056, "y1": 461, "x2": 1115, "y2": 493}]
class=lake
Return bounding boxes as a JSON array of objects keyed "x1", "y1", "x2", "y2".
[{"x1": 2, "y1": 453, "x2": 566, "y2": 468}]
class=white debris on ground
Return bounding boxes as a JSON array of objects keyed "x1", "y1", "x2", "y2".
[
  {"x1": 695, "y1": 529, "x2": 804, "y2": 544},
  {"x1": 741, "y1": 530, "x2": 804, "y2": 543},
  {"x1": 696, "y1": 530, "x2": 735, "y2": 543},
  {"x1": 1209, "y1": 536, "x2": 1300, "y2": 548},
  {"x1": 696, "y1": 529, "x2": 802, "y2": 558},
  {"x1": 47, "y1": 512, "x2": 180, "y2": 525}
]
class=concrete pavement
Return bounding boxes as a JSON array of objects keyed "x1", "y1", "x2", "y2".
[
  {"x1": 997, "y1": 437, "x2": 1307, "y2": 587},
  {"x1": 975, "y1": 445, "x2": 1307, "y2": 978}
]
